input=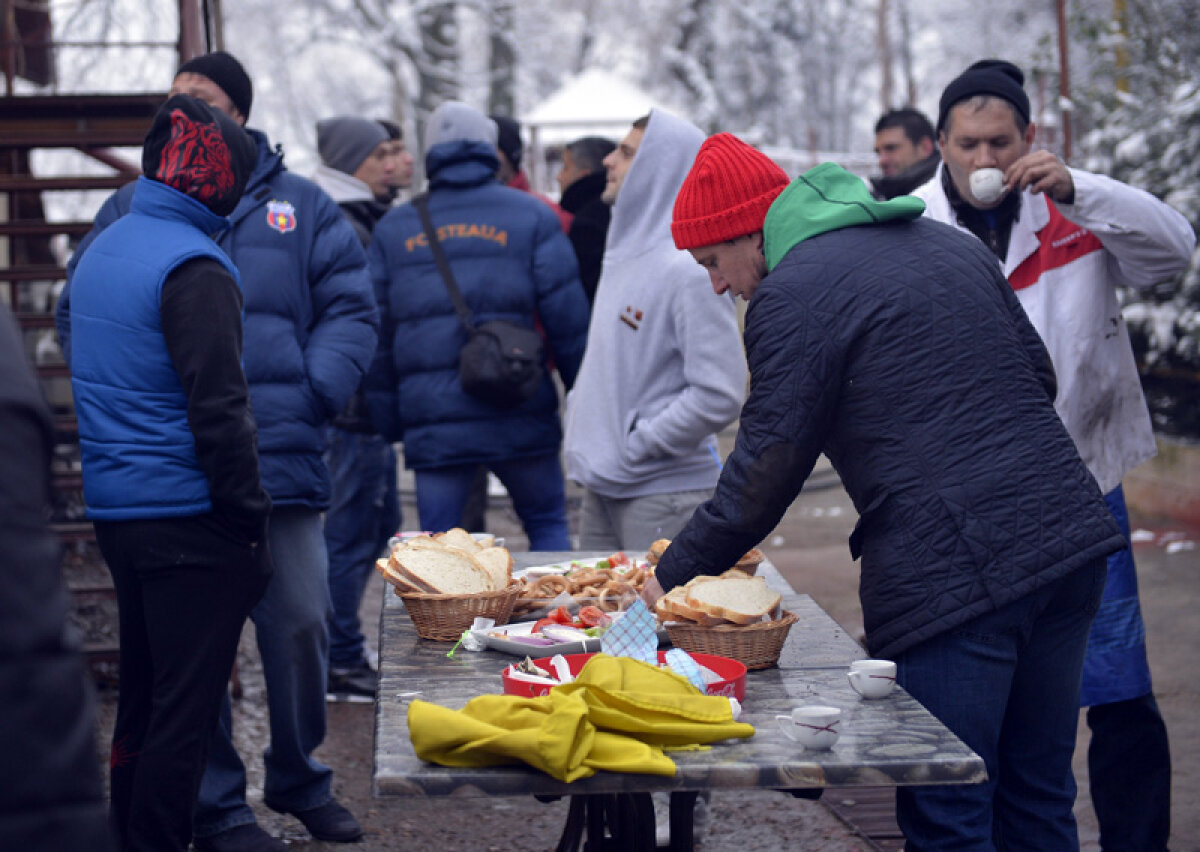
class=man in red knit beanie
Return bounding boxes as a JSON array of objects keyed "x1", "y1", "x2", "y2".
[{"x1": 644, "y1": 134, "x2": 1124, "y2": 850}]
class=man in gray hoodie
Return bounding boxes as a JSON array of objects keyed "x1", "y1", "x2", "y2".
[{"x1": 563, "y1": 110, "x2": 746, "y2": 552}]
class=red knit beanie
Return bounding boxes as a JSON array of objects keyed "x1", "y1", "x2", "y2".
[{"x1": 671, "y1": 133, "x2": 789, "y2": 250}]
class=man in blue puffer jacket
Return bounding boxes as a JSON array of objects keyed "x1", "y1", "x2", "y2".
[
  {"x1": 58, "y1": 53, "x2": 377, "y2": 852},
  {"x1": 366, "y1": 101, "x2": 589, "y2": 548}
]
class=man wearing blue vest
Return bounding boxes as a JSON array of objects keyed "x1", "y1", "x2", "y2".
[
  {"x1": 59, "y1": 53, "x2": 378, "y2": 852},
  {"x1": 69, "y1": 94, "x2": 269, "y2": 852}
]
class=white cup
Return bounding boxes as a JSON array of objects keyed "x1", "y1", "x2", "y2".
[
  {"x1": 847, "y1": 659, "x2": 897, "y2": 699},
  {"x1": 969, "y1": 167, "x2": 1008, "y2": 204},
  {"x1": 775, "y1": 704, "x2": 841, "y2": 750}
]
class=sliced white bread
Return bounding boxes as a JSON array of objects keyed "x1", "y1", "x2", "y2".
[
  {"x1": 433, "y1": 527, "x2": 481, "y2": 553},
  {"x1": 474, "y1": 546, "x2": 513, "y2": 590},
  {"x1": 391, "y1": 538, "x2": 493, "y2": 594},
  {"x1": 656, "y1": 585, "x2": 728, "y2": 626},
  {"x1": 377, "y1": 556, "x2": 427, "y2": 593},
  {"x1": 684, "y1": 575, "x2": 781, "y2": 625}
]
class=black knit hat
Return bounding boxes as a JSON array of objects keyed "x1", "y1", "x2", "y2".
[
  {"x1": 937, "y1": 59, "x2": 1030, "y2": 132},
  {"x1": 490, "y1": 114, "x2": 523, "y2": 169},
  {"x1": 143, "y1": 94, "x2": 257, "y2": 217},
  {"x1": 175, "y1": 51, "x2": 253, "y2": 120}
]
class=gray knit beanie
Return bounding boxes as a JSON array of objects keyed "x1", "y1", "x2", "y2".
[
  {"x1": 317, "y1": 116, "x2": 390, "y2": 175},
  {"x1": 423, "y1": 101, "x2": 498, "y2": 152}
]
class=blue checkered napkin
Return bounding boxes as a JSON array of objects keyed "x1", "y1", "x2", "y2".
[
  {"x1": 663, "y1": 648, "x2": 707, "y2": 692},
  {"x1": 600, "y1": 599, "x2": 658, "y2": 664}
]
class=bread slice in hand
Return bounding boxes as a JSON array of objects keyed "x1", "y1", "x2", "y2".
[
  {"x1": 391, "y1": 538, "x2": 494, "y2": 594},
  {"x1": 684, "y1": 575, "x2": 782, "y2": 625}
]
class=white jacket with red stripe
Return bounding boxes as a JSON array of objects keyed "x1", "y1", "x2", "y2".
[{"x1": 915, "y1": 166, "x2": 1195, "y2": 494}]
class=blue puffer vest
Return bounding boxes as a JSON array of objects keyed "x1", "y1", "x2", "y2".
[
  {"x1": 70, "y1": 177, "x2": 238, "y2": 520},
  {"x1": 61, "y1": 130, "x2": 379, "y2": 510}
]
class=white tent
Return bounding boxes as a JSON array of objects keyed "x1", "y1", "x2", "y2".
[{"x1": 521, "y1": 68, "x2": 676, "y2": 193}]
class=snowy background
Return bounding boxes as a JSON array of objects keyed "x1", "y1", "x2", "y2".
[{"x1": 21, "y1": 0, "x2": 1200, "y2": 435}]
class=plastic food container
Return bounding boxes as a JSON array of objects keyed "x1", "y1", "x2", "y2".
[{"x1": 500, "y1": 651, "x2": 748, "y2": 700}]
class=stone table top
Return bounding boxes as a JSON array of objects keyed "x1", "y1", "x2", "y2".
[{"x1": 373, "y1": 552, "x2": 986, "y2": 798}]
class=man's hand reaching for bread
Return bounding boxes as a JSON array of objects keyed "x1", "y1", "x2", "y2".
[{"x1": 640, "y1": 575, "x2": 666, "y2": 608}]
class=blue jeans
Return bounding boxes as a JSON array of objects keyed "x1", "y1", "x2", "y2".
[
  {"x1": 194, "y1": 507, "x2": 334, "y2": 837},
  {"x1": 894, "y1": 558, "x2": 1106, "y2": 851},
  {"x1": 415, "y1": 453, "x2": 569, "y2": 550},
  {"x1": 323, "y1": 430, "x2": 400, "y2": 668}
]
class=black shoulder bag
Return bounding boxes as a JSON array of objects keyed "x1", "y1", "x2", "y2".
[{"x1": 412, "y1": 193, "x2": 545, "y2": 408}]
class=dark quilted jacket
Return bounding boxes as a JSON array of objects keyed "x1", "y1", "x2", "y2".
[{"x1": 655, "y1": 166, "x2": 1124, "y2": 658}]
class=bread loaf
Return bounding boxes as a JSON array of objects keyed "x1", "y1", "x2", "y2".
[
  {"x1": 474, "y1": 546, "x2": 513, "y2": 591},
  {"x1": 390, "y1": 538, "x2": 494, "y2": 594},
  {"x1": 645, "y1": 538, "x2": 672, "y2": 566},
  {"x1": 656, "y1": 583, "x2": 728, "y2": 626},
  {"x1": 684, "y1": 575, "x2": 781, "y2": 625},
  {"x1": 433, "y1": 527, "x2": 482, "y2": 553}
]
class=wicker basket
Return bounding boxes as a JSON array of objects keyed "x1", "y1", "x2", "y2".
[
  {"x1": 397, "y1": 581, "x2": 523, "y2": 641},
  {"x1": 664, "y1": 610, "x2": 798, "y2": 670}
]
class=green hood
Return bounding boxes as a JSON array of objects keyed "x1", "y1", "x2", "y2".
[{"x1": 762, "y1": 162, "x2": 925, "y2": 271}]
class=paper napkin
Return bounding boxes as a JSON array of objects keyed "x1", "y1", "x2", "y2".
[
  {"x1": 600, "y1": 599, "x2": 658, "y2": 664},
  {"x1": 663, "y1": 648, "x2": 707, "y2": 692}
]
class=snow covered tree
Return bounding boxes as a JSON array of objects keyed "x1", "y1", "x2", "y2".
[{"x1": 1074, "y1": 0, "x2": 1200, "y2": 436}]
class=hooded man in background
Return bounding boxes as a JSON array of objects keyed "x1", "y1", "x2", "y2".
[
  {"x1": 58, "y1": 51, "x2": 377, "y2": 852},
  {"x1": 645, "y1": 134, "x2": 1125, "y2": 849},
  {"x1": 563, "y1": 111, "x2": 745, "y2": 552}
]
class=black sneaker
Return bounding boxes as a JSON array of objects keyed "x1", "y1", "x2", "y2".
[
  {"x1": 326, "y1": 663, "x2": 376, "y2": 703},
  {"x1": 263, "y1": 798, "x2": 364, "y2": 843},
  {"x1": 193, "y1": 822, "x2": 286, "y2": 852}
]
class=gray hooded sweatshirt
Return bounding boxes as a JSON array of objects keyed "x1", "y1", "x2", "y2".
[{"x1": 563, "y1": 109, "x2": 747, "y2": 498}]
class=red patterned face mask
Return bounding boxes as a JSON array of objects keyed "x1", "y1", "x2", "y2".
[
  {"x1": 143, "y1": 93, "x2": 255, "y2": 216},
  {"x1": 156, "y1": 107, "x2": 237, "y2": 207}
]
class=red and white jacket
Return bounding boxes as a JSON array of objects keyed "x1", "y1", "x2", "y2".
[{"x1": 915, "y1": 167, "x2": 1195, "y2": 494}]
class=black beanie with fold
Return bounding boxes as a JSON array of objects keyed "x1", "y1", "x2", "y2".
[
  {"x1": 937, "y1": 59, "x2": 1030, "y2": 132},
  {"x1": 175, "y1": 51, "x2": 253, "y2": 120}
]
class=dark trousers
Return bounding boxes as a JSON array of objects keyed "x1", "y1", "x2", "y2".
[
  {"x1": 1088, "y1": 693, "x2": 1172, "y2": 851},
  {"x1": 96, "y1": 516, "x2": 269, "y2": 852}
]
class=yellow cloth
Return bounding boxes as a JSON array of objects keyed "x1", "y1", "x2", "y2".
[{"x1": 408, "y1": 655, "x2": 754, "y2": 782}]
